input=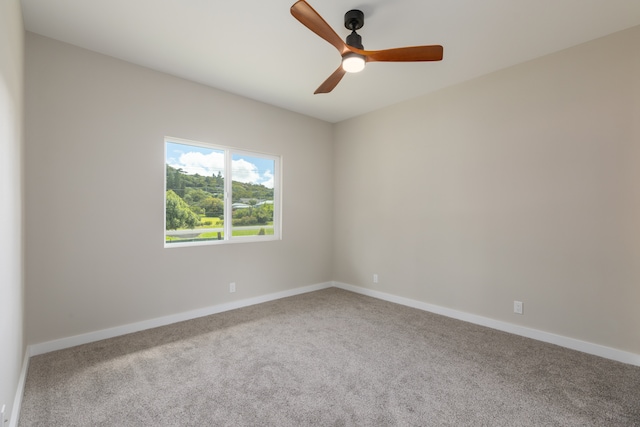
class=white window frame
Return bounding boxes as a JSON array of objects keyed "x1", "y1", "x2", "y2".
[{"x1": 164, "y1": 136, "x2": 282, "y2": 248}]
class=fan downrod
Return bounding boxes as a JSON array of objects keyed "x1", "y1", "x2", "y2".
[{"x1": 344, "y1": 9, "x2": 364, "y2": 49}]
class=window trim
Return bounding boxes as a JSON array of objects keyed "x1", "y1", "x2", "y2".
[{"x1": 164, "y1": 136, "x2": 282, "y2": 248}]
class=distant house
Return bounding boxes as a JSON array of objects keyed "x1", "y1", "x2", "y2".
[
  {"x1": 231, "y1": 203, "x2": 251, "y2": 210},
  {"x1": 234, "y1": 200, "x2": 273, "y2": 210}
]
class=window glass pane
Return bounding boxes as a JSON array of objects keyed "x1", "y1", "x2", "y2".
[
  {"x1": 165, "y1": 141, "x2": 226, "y2": 244},
  {"x1": 164, "y1": 137, "x2": 280, "y2": 247},
  {"x1": 230, "y1": 153, "x2": 275, "y2": 238}
]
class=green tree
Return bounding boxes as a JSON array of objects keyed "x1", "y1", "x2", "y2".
[
  {"x1": 166, "y1": 165, "x2": 186, "y2": 197},
  {"x1": 254, "y1": 203, "x2": 273, "y2": 224},
  {"x1": 232, "y1": 182, "x2": 250, "y2": 202},
  {"x1": 166, "y1": 190, "x2": 200, "y2": 230},
  {"x1": 232, "y1": 207, "x2": 256, "y2": 226},
  {"x1": 200, "y1": 197, "x2": 224, "y2": 218},
  {"x1": 184, "y1": 188, "x2": 211, "y2": 205}
]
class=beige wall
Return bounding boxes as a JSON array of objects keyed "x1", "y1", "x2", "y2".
[
  {"x1": 25, "y1": 33, "x2": 334, "y2": 344},
  {"x1": 333, "y1": 26, "x2": 640, "y2": 355},
  {"x1": 24, "y1": 25, "x2": 640, "y2": 358},
  {"x1": 0, "y1": 0, "x2": 24, "y2": 421}
]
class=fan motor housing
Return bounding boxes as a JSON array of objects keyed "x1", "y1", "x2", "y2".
[{"x1": 346, "y1": 32, "x2": 363, "y2": 49}]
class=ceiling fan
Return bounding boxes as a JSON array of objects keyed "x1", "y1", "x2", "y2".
[{"x1": 290, "y1": 0, "x2": 444, "y2": 94}]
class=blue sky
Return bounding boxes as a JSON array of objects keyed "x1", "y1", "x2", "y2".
[{"x1": 166, "y1": 141, "x2": 274, "y2": 188}]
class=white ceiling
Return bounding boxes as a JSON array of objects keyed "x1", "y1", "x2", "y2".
[{"x1": 20, "y1": 0, "x2": 640, "y2": 123}]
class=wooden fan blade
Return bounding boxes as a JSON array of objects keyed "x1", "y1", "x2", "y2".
[
  {"x1": 362, "y1": 45, "x2": 444, "y2": 62},
  {"x1": 314, "y1": 66, "x2": 347, "y2": 94},
  {"x1": 291, "y1": 0, "x2": 349, "y2": 55}
]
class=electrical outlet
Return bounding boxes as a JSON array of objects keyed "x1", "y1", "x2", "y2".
[
  {"x1": 514, "y1": 301, "x2": 523, "y2": 315},
  {"x1": 229, "y1": 282, "x2": 236, "y2": 293},
  {"x1": 373, "y1": 274, "x2": 378, "y2": 284}
]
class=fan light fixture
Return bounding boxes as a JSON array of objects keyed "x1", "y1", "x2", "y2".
[
  {"x1": 290, "y1": 1, "x2": 443, "y2": 94},
  {"x1": 342, "y1": 53, "x2": 365, "y2": 73}
]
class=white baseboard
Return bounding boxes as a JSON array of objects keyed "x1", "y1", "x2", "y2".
[
  {"x1": 332, "y1": 281, "x2": 640, "y2": 367},
  {"x1": 26, "y1": 279, "x2": 640, "y2": 365},
  {"x1": 9, "y1": 349, "x2": 30, "y2": 427},
  {"x1": 15, "y1": 279, "x2": 639, "y2": 426},
  {"x1": 29, "y1": 281, "x2": 333, "y2": 356}
]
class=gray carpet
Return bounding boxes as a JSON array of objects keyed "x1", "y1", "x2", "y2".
[{"x1": 19, "y1": 288, "x2": 640, "y2": 426}]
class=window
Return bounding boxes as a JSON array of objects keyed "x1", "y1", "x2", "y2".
[{"x1": 165, "y1": 137, "x2": 280, "y2": 247}]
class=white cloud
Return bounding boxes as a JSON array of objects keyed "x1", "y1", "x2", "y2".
[
  {"x1": 170, "y1": 150, "x2": 273, "y2": 188},
  {"x1": 169, "y1": 151, "x2": 224, "y2": 176},
  {"x1": 261, "y1": 170, "x2": 274, "y2": 189},
  {"x1": 231, "y1": 158, "x2": 260, "y2": 184}
]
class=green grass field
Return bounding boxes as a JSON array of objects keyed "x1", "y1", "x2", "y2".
[
  {"x1": 196, "y1": 217, "x2": 223, "y2": 228},
  {"x1": 166, "y1": 226, "x2": 274, "y2": 243},
  {"x1": 230, "y1": 228, "x2": 274, "y2": 237}
]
